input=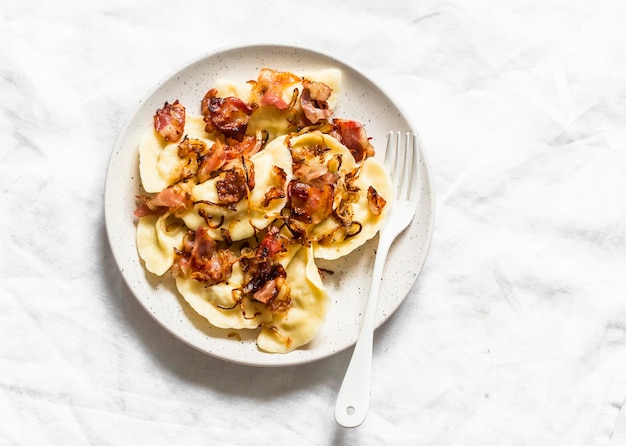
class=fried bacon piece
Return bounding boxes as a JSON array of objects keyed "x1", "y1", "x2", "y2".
[
  {"x1": 367, "y1": 185, "x2": 387, "y2": 216},
  {"x1": 241, "y1": 226, "x2": 290, "y2": 311},
  {"x1": 177, "y1": 137, "x2": 226, "y2": 183},
  {"x1": 285, "y1": 144, "x2": 338, "y2": 225},
  {"x1": 154, "y1": 100, "x2": 186, "y2": 142},
  {"x1": 300, "y1": 79, "x2": 333, "y2": 124},
  {"x1": 255, "y1": 225, "x2": 286, "y2": 259},
  {"x1": 287, "y1": 172, "x2": 336, "y2": 225},
  {"x1": 216, "y1": 167, "x2": 248, "y2": 207},
  {"x1": 331, "y1": 119, "x2": 375, "y2": 162},
  {"x1": 197, "y1": 149, "x2": 225, "y2": 183},
  {"x1": 251, "y1": 68, "x2": 301, "y2": 110},
  {"x1": 252, "y1": 279, "x2": 279, "y2": 304},
  {"x1": 134, "y1": 185, "x2": 192, "y2": 217},
  {"x1": 201, "y1": 88, "x2": 254, "y2": 141},
  {"x1": 172, "y1": 226, "x2": 236, "y2": 285},
  {"x1": 221, "y1": 131, "x2": 265, "y2": 168},
  {"x1": 292, "y1": 158, "x2": 329, "y2": 183}
]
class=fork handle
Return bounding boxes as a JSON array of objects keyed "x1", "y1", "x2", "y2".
[{"x1": 334, "y1": 234, "x2": 393, "y2": 427}]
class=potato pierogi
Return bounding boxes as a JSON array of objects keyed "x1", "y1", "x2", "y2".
[{"x1": 134, "y1": 68, "x2": 392, "y2": 353}]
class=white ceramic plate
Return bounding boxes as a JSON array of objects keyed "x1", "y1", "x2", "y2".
[{"x1": 104, "y1": 43, "x2": 434, "y2": 367}]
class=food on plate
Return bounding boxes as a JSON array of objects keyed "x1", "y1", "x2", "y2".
[{"x1": 134, "y1": 67, "x2": 393, "y2": 353}]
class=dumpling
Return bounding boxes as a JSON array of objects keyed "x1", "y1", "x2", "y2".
[
  {"x1": 280, "y1": 130, "x2": 391, "y2": 260},
  {"x1": 181, "y1": 135, "x2": 293, "y2": 241},
  {"x1": 246, "y1": 68, "x2": 343, "y2": 141},
  {"x1": 136, "y1": 214, "x2": 187, "y2": 276},
  {"x1": 257, "y1": 245, "x2": 329, "y2": 353},
  {"x1": 175, "y1": 262, "x2": 272, "y2": 329},
  {"x1": 311, "y1": 157, "x2": 393, "y2": 260},
  {"x1": 134, "y1": 67, "x2": 394, "y2": 355},
  {"x1": 212, "y1": 79, "x2": 253, "y2": 102},
  {"x1": 139, "y1": 115, "x2": 214, "y2": 193},
  {"x1": 287, "y1": 130, "x2": 357, "y2": 171}
]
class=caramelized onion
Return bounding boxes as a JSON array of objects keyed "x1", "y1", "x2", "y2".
[{"x1": 367, "y1": 186, "x2": 387, "y2": 216}]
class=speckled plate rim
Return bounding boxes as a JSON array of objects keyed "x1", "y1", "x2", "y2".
[{"x1": 104, "y1": 42, "x2": 435, "y2": 367}]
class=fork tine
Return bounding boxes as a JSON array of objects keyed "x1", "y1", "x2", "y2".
[
  {"x1": 400, "y1": 131, "x2": 411, "y2": 200},
  {"x1": 411, "y1": 133, "x2": 422, "y2": 200},
  {"x1": 393, "y1": 132, "x2": 406, "y2": 198},
  {"x1": 405, "y1": 132, "x2": 417, "y2": 200},
  {"x1": 410, "y1": 132, "x2": 420, "y2": 200},
  {"x1": 401, "y1": 131, "x2": 420, "y2": 201},
  {"x1": 386, "y1": 131, "x2": 419, "y2": 200},
  {"x1": 384, "y1": 131, "x2": 397, "y2": 178}
]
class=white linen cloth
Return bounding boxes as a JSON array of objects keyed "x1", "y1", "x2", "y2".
[{"x1": 2, "y1": 0, "x2": 626, "y2": 444}]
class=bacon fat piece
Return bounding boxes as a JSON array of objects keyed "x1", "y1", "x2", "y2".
[{"x1": 154, "y1": 100, "x2": 186, "y2": 142}]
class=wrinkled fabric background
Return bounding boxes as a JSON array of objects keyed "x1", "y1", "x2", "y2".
[{"x1": 2, "y1": 1, "x2": 626, "y2": 444}]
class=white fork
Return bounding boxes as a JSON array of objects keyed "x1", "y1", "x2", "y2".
[{"x1": 334, "y1": 131, "x2": 421, "y2": 428}]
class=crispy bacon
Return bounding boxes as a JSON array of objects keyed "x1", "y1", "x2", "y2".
[
  {"x1": 331, "y1": 119, "x2": 375, "y2": 162},
  {"x1": 134, "y1": 199, "x2": 165, "y2": 218},
  {"x1": 256, "y1": 225, "x2": 286, "y2": 259},
  {"x1": 286, "y1": 143, "x2": 337, "y2": 224},
  {"x1": 222, "y1": 131, "x2": 265, "y2": 167},
  {"x1": 176, "y1": 137, "x2": 226, "y2": 183},
  {"x1": 185, "y1": 139, "x2": 225, "y2": 182},
  {"x1": 367, "y1": 186, "x2": 387, "y2": 215},
  {"x1": 300, "y1": 79, "x2": 333, "y2": 124},
  {"x1": 251, "y1": 68, "x2": 301, "y2": 106},
  {"x1": 134, "y1": 185, "x2": 191, "y2": 217},
  {"x1": 201, "y1": 88, "x2": 253, "y2": 141},
  {"x1": 244, "y1": 259, "x2": 287, "y2": 307},
  {"x1": 173, "y1": 226, "x2": 236, "y2": 284},
  {"x1": 154, "y1": 100, "x2": 186, "y2": 142},
  {"x1": 242, "y1": 258, "x2": 274, "y2": 292},
  {"x1": 238, "y1": 226, "x2": 290, "y2": 311},
  {"x1": 215, "y1": 164, "x2": 251, "y2": 207},
  {"x1": 197, "y1": 150, "x2": 225, "y2": 183},
  {"x1": 287, "y1": 173, "x2": 336, "y2": 225},
  {"x1": 253, "y1": 279, "x2": 279, "y2": 304},
  {"x1": 243, "y1": 265, "x2": 287, "y2": 308}
]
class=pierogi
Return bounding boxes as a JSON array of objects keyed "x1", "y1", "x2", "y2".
[{"x1": 134, "y1": 67, "x2": 392, "y2": 353}]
